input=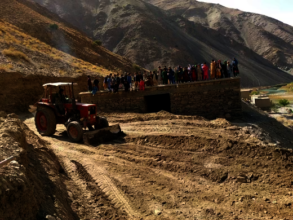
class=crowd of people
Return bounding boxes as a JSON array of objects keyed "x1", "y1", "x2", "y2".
[{"x1": 87, "y1": 58, "x2": 240, "y2": 94}]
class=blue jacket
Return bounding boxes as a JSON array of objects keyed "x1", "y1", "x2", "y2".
[
  {"x1": 127, "y1": 75, "x2": 132, "y2": 84},
  {"x1": 169, "y1": 70, "x2": 174, "y2": 79}
]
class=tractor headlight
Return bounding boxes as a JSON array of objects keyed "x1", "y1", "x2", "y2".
[
  {"x1": 93, "y1": 116, "x2": 96, "y2": 119},
  {"x1": 88, "y1": 116, "x2": 91, "y2": 119},
  {"x1": 88, "y1": 111, "x2": 90, "y2": 115}
]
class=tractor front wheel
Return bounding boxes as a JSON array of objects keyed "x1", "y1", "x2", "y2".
[
  {"x1": 35, "y1": 107, "x2": 56, "y2": 136},
  {"x1": 67, "y1": 121, "x2": 84, "y2": 142}
]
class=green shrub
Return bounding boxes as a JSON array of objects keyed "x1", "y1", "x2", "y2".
[
  {"x1": 133, "y1": 64, "x2": 141, "y2": 71},
  {"x1": 49, "y1": 24, "x2": 59, "y2": 30},
  {"x1": 279, "y1": 99, "x2": 290, "y2": 107},
  {"x1": 93, "y1": 40, "x2": 102, "y2": 46},
  {"x1": 250, "y1": 90, "x2": 259, "y2": 95}
]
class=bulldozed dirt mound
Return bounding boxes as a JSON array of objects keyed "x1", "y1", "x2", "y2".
[
  {"x1": 0, "y1": 111, "x2": 80, "y2": 220},
  {"x1": 19, "y1": 110, "x2": 293, "y2": 220},
  {"x1": 0, "y1": 112, "x2": 128, "y2": 220}
]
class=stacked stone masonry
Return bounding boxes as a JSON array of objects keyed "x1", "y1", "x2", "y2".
[{"x1": 80, "y1": 78, "x2": 242, "y2": 119}]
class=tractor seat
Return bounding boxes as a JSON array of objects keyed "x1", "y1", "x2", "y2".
[{"x1": 51, "y1": 93, "x2": 57, "y2": 104}]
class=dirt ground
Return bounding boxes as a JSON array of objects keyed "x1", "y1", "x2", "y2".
[{"x1": 17, "y1": 106, "x2": 293, "y2": 220}]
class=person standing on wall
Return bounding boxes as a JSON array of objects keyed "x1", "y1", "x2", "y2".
[
  {"x1": 196, "y1": 64, "x2": 202, "y2": 81},
  {"x1": 178, "y1": 66, "x2": 184, "y2": 83},
  {"x1": 202, "y1": 62, "x2": 209, "y2": 80},
  {"x1": 139, "y1": 78, "x2": 145, "y2": 91},
  {"x1": 127, "y1": 73, "x2": 132, "y2": 90},
  {"x1": 158, "y1": 66, "x2": 162, "y2": 85},
  {"x1": 183, "y1": 67, "x2": 189, "y2": 83},
  {"x1": 153, "y1": 70, "x2": 158, "y2": 86},
  {"x1": 93, "y1": 77, "x2": 99, "y2": 91},
  {"x1": 87, "y1": 75, "x2": 92, "y2": 92},
  {"x1": 227, "y1": 61, "x2": 233, "y2": 78},
  {"x1": 162, "y1": 67, "x2": 168, "y2": 84},
  {"x1": 216, "y1": 60, "x2": 222, "y2": 79},
  {"x1": 107, "y1": 74, "x2": 113, "y2": 92},
  {"x1": 135, "y1": 72, "x2": 141, "y2": 91},
  {"x1": 210, "y1": 60, "x2": 216, "y2": 80},
  {"x1": 103, "y1": 75, "x2": 108, "y2": 90},
  {"x1": 232, "y1": 58, "x2": 240, "y2": 77},
  {"x1": 188, "y1": 64, "x2": 192, "y2": 82},
  {"x1": 174, "y1": 67, "x2": 178, "y2": 84},
  {"x1": 191, "y1": 65, "x2": 196, "y2": 82},
  {"x1": 223, "y1": 61, "x2": 229, "y2": 78}
]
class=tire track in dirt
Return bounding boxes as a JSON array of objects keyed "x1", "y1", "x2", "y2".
[
  {"x1": 53, "y1": 141, "x2": 211, "y2": 219},
  {"x1": 53, "y1": 144, "x2": 141, "y2": 219},
  {"x1": 82, "y1": 161, "x2": 140, "y2": 218}
]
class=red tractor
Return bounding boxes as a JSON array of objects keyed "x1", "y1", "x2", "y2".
[{"x1": 34, "y1": 82, "x2": 121, "y2": 143}]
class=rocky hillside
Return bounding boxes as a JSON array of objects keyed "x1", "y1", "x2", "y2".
[
  {"x1": 0, "y1": 0, "x2": 138, "y2": 77},
  {"x1": 31, "y1": 0, "x2": 293, "y2": 87},
  {"x1": 145, "y1": 0, "x2": 293, "y2": 74}
]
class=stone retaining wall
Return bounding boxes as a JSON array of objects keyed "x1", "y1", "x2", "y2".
[
  {"x1": 0, "y1": 72, "x2": 89, "y2": 113},
  {"x1": 80, "y1": 78, "x2": 242, "y2": 119}
]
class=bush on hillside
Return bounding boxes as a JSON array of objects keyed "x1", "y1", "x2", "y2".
[
  {"x1": 93, "y1": 40, "x2": 102, "y2": 46},
  {"x1": 2, "y1": 48, "x2": 31, "y2": 63},
  {"x1": 250, "y1": 90, "x2": 259, "y2": 95},
  {"x1": 279, "y1": 99, "x2": 290, "y2": 107},
  {"x1": 49, "y1": 24, "x2": 59, "y2": 30},
  {"x1": 133, "y1": 64, "x2": 141, "y2": 71}
]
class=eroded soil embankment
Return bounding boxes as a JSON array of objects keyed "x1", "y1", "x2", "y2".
[
  {"x1": 0, "y1": 111, "x2": 128, "y2": 220},
  {"x1": 0, "y1": 111, "x2": 78, "y2": 219}
]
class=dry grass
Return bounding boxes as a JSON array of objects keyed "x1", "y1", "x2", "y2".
[
  {"x1": 2, "y1": 48, "x2": 31, "y2": 62},
  {"x1": 0, "y1": 63, "x2": 13, "y2": 72},
  {"x1": 59, "y1": 70, "x2": 67, "y2": 75},
  {"x1": 0, "y1": 21, "x2": 114, "y2": 76}
]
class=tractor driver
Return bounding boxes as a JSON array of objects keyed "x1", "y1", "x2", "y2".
[{"x1": 55, "y1": 88, "x2": 66, "y2": 115}]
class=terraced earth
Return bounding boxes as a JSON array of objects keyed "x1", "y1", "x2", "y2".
[{"x1": 21, "y1": 110, "x2": 293, "y2": 220}]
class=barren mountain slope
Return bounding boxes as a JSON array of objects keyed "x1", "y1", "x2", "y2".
[
  {"x1": 0, "y1": 0, "x2": 137, "y2": 76},
  {"x1": 145, "y1": 0, "x2": 293, "y2": 74},
  {"x1": 31, "y1": 0, "x2": 293, "y2": 87}
]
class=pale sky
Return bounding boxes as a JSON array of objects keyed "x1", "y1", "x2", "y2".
[{"x1": 199, "y1": 0, "x2": 293, "y2": 26}]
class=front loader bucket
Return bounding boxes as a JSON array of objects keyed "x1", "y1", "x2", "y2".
[{"x1": 83, "y1": 124, "x2": 122, "y2": 145}]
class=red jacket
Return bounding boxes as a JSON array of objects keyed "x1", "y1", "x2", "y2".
[
  {"x1": 139, "y1": 80, "x2": 145, "y2": 91},
  {"x1": 202, "y1": 64, "x2": 209, "y2": 76}
]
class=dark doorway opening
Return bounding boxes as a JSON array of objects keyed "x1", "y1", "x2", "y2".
[{"x1": 144, "y1": 93, "x2": 171, "y2": 113}]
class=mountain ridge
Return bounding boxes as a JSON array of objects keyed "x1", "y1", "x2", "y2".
[
  {"x1": 29, "y1": 0, "x2": 293, "y2": 87},
  {"x1": 145, "y1": 0, "x2": 293, "y2": 73}
]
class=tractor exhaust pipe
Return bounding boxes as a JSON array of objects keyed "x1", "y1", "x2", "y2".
[{"x1": 72, "y1": 82, "x2": 76, "y2": 111}]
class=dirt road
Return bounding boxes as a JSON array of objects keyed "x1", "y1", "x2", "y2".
[{"x1": 23, "y1": 111, "x2": 293, "y2": 220}]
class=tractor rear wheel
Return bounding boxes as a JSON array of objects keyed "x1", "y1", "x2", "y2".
[
  {"x1": 95, "y1": 116, "x2": 109, "y2": 130},
  {"x1": 67, "y1": 121, "x2": 83, "y2": 142},
  {"x1": 35, "y1": 107, "x2": 56, "y2": 136}
]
